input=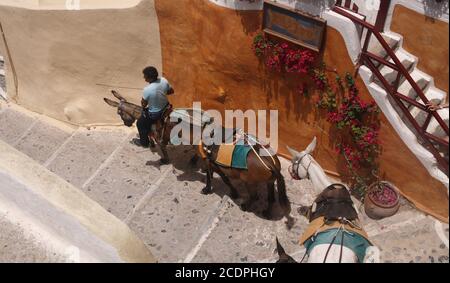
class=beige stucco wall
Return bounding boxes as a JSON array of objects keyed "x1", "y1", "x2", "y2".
[{"x1": 0, "y1": 0, "x2": 161, "y2": 125}]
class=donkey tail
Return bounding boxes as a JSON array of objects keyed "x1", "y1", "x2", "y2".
[
  {"x1": 275, "y1": 168, "x2": 289, "y2": 208},
  {"x1": 265, "y1": 156, "x2": 289, "y2": 208}
]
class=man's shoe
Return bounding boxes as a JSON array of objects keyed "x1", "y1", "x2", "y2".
[{"x1": 131, "y1": 138, "x2": 149, "y2": 148}]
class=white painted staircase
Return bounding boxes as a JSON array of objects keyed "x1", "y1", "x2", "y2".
[
  {"x1": 367, "y1": 31, "x2": 448, "y2": 141},
  {"x1": 361, "y1": 30, "x2": 449, "y2": 186},
  {"x1": 332, "y1": 6, "x2": 449, "y2": 187}
]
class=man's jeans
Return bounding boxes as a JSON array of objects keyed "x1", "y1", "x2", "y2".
[{"x1": 137, "y1": 109, "x2": 164, "y2": 146}]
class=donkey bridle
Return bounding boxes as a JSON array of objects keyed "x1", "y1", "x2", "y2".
[{"x1": 289, "y1": 152, "x2": 313, "y2": 180}]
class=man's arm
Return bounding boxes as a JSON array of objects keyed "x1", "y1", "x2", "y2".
[
  {"x1": 141, "y1": 98, "x2": 148, "y2": 108},
  {"x1": 167, "y1": 87, "x2": 174, "y2": 95},
  {"x1": 427, "y1": 101, "x2": 449, "y2": 111}
]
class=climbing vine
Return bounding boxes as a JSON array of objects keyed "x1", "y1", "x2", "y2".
[
  {"x1": 253, "y1": 34, "x2": 381, "y2": 196},
  {"x1": 253, "y1": 34, "x2": 316, "y2": 74}
]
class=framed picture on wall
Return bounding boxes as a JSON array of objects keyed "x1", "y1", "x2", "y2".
[{"x1": 263, "y1": 0, "x2": 327, "y2": 53}]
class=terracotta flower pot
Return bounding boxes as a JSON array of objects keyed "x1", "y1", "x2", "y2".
[{"x1": 364, "y1": 181, "x2": 400, "y2": 220}]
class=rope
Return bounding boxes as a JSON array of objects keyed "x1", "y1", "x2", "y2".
[
  {"x1": 248, "y1": 142, "x2": 271, "y2": 171},
  {"x1": 339, "y1": 228, "x2": 345, "y2": 263},
  {"x1": 244, "y1": 132, "x2": 276, "y2": 164},
  {"x1": 96, "y1": 83, "x2": 142, "y2": 90},
  {"x1": 238, "y1": 130, "x2": 276, "y2": 172},
  {"x1": 299, "y1": 250, "x2": 309, "y2": 263},
  {"x1": 323, "y1": 225, "x2": 343, "y2": 263}
]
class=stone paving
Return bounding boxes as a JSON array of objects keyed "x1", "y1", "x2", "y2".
[
  {"x1": 0, "y1": 212, "x2": 67, "y2": 263},
  {"x1": 0, "y1": 102, "x2": 448, "y2": 263}
]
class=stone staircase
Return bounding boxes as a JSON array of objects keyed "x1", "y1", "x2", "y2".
[
  {"x1": 360, "y1": 29, "x2": 449, "y2": 186},
  {"x1": 368, "y1": 31, "x2": 448, "y2": 140},
  {"x1": 0, "y1": 103, "x2": 447, "y2": 262},
  {"x1": 0, "y1": 103, "x2": 311, "y2": 262}
]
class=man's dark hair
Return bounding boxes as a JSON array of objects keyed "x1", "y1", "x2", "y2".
[{"x1": 143, "y1": 66, "x2": 159, "y2": 81}]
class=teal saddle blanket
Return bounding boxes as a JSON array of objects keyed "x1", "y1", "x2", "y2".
[
  {"x1": 304, "y1": 228, "x2": 372, "y2": 263},
  {"x1": 231, "y1": 145, "x2": 253, "y2": 169}
]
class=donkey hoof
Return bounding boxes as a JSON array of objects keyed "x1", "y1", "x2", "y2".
[
  {"x1": 230, "y1": 192, "x2": 239, "y2": 200},
  {"x1": 159, "y1": 158, "x2": 170, "y2": 165},
  {"x1": 262, "y1": 209, "x2": 272, "y2": 219},
  {"x1": 201, "y1": 187, "x2": 213, "y2": 195},
  {"x1": 150, "y1": 141, "x2": 156, "y2": 148},
  {"x1": 241, "y1": 203, "x2": 251, "y2": 212}
]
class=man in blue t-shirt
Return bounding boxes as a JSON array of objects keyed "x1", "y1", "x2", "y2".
[{"x1": 132, "y1": 66, "x2": 174, "y2": 148}]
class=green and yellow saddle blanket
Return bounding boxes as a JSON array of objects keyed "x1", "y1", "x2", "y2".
[
  {"x1": 300, "y1": 217, "x2": 373, "y2": 263},
  {"x1": 214, "y1": 143, "x2": 253, "y2": 170}
]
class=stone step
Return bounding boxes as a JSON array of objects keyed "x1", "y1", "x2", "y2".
[
  {"x1": 125, "y1": 153, "x2": 229, "y2": 262},
  {"x1": 0, "y1": 139, "x2": 155, "y2": 263},
  {"x1": 370, "y1": 217, "x2": 448, "y2": 263},
  {"x1": 0, "y1": 69, "x2": 5, "y2": 76},
  {"x1": 426, "y1": 108, "x2": 449, "y2": 140},
  {"x1": 398, "y1": 69, "x2": 433, "y2": 102},
  {"x1": 190, "y1": 197, "x2": 308, "y2": 263},
  {"x1": 0, "y1": 107, "x2": 36, "y2": 146},
  {"x1": 45, "y1": 127, "x2": 129, "y2": 188},
  {"x1": 191, "y1": 159, "x2": 315, "y2": 263},
  {"x1": 375, "y1": 49, "x2": 416, "y2": 87},
  {"x1": 409, "y1": 87, "x2": 447, "y2": 127},
  {"x1": 14, "y1": 120, "x2": 74, "y2": 165},
  {"x1": 81, "y1": 137, "x2": 171, "y2": 221},
  {"x1": 0, "y1": 210, "x2": 68, "y2": 263},
  {"x1": 367, "y1": 32, "x2": 401, "y2": 63}
]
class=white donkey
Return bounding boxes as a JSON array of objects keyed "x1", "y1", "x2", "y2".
[{"x1": 277, "y1": 137, "x2": 380, "y2": 263}]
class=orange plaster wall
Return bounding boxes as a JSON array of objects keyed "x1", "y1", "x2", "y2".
[
  {"x1": 154, "y1": 0, "x2": 448, "y2": 222},
  {"x1": 391, "y1": 5, "x2": 449, "y2": 97}
]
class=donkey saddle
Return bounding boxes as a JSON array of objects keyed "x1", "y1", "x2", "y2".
[
  {"x1": 309, "y1": 183, "x2": 358, "y2": 222},
  {"x1": 150, "y1": 104, "x2": 173, "y2": 140}
]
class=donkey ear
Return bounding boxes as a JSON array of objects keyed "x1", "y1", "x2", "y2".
[
  {"x1": 111, "y1": 90, "x2": 127, "y2": 102},
  {"x1": 104, "y1": 98, "x2": 119, "y2": 107},
  {"x1": 276, "y1": 237, "x2": 286, "y2": 257},
  {"x1": 305, "y1": 137, "x2": 317, "y2": 154},
  {"x1": 286, "y1": 146, "x2": 301, "y2": 159}
]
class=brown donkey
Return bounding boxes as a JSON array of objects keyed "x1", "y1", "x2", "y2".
[
  {"x1": 104, "y1": 90, "x2": 202, "y2": 165},
  {"x1": 105, "y1": 91, "x2": 291, "y2": 220},
  {"x1": 198, "y1": 129, "x2": 291, "y2": 220}
]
